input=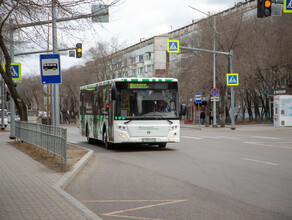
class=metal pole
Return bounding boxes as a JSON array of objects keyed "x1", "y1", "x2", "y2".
[
  {"x1": 1, "y1": 74, "x2": 4, "y2": 130},
  {"x1": 213, "y1": 16, "x2": 217, "y2": 127},
  {"x1": 1, "y1": 52, "x2": 4, "y2": 130},
  {"x1": 230, "y1": 50, "x2": 236, "y2": 130},
  {"x1": 47, "y1": 13, "x2": 50, "y2": 126},
  {"x1": 9, "y1": 19, "x2": 16, "y2": 139},
  {"x1": 52, "y1": 0, "x2": 60, "y2": 127}
]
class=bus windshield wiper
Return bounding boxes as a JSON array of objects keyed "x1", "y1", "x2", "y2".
[
  {"x1": 124, "y1": 115, "x2": 146, "y2": 124},
  {"x1": 158, "y1": 114, "x2": 173, "y2": 124}
]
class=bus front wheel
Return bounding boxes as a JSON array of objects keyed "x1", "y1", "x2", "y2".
[
  {"x1": 158, "y1": 143, "x2": 167, "y2": 148},
  {"x1": 103, "y1": 130, "x2": 111, "y2": 149}
]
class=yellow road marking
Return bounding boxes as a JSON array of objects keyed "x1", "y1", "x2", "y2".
[{"x1": 82, "y1": 199, "x2": 186, "y2": 220}]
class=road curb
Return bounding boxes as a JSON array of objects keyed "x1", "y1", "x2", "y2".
[{"x1": 53, "y1": 146, "x2": 103, "y2": 220}]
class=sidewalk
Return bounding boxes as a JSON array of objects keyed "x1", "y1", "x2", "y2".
[{"x1": 0, "y1": 131, "x2": 91, "y2": 220}]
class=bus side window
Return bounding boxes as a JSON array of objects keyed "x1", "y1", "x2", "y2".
[{"x1": 94, "y1": 91, "x2": 99, "y2": 113}]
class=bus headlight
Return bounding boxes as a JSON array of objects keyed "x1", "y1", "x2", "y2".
[
  {"x1": 170, "y1": 132, "x2": 177, "y2": 138},
  {"x1": 119, "y1": 132, "x2": 127, "y2": 138}
]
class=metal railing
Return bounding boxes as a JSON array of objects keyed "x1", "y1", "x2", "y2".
[{"x1": 15, "y1": 121, "x2": 67, "y2": 171}]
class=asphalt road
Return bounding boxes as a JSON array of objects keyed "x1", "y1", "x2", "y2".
[{"x1": 65, "y1": 124, "x2": 292, "y2": 220}]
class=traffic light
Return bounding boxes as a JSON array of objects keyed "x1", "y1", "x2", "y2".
[
  {"x1": 257, "y1": 0, "x2": 272, "y2": 18},
  {"x1": 76, "y1": 43, "x2": 82, "y2": 58},
  {"x1": 6, "y1": 91, "x2": 10, "y2": 102}
]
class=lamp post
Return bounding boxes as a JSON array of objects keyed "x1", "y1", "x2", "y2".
[{"x1": 189, "y1": 6, "x2": 217, "y2": 127}]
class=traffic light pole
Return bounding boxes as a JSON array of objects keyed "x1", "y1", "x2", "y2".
[
  {"x1": 180, "y1": 46, "x2": 236, "y2": 130},
  {"x1": 9, "y1": 19, "x2": 16, "y2": 138}
]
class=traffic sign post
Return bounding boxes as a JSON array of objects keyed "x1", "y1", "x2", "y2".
[{"x1": 40, "y1": 54, "x2": 61, "y2": 84}]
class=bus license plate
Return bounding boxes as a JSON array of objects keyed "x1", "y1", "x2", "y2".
[{"x1": 142, "y1": 138, "x2": 156, "y2": 142}]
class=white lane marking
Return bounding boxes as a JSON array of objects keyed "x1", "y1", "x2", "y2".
[
  {"x1": 217, "y1": 136, "x2": 241, "y2": 140},
  {"x1": 242, "y1": 158, "x2": 278, "y2": 166},
  {"x1": 181, "y1": 136, "x2": 241, "y2": 140},
  {"x1": 198, "y1": 136, "x2": 219, "y2": 139},
  {"x1": 244, "y1": 142, "x2": 292, "y2": 150},
  {"x1": 252, "y1": 136, "x2": 280, "y2": 140},
  {"x1": 181, "y1": 136, "x2": 202, "y2": 140},
  {"x1": 69, "y1": 141, "x2": 79, "y2": 144}
]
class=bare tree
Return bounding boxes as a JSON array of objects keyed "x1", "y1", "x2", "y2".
[{"x1": 0, "y1": 0, "x2": 121, "y2": 121}]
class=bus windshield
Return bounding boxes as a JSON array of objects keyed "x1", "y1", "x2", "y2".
[{"x1": 116, "y1": 89, "x2": 178, "y2": 119}]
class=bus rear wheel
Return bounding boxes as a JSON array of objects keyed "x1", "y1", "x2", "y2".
[
  {"x1": 103, "y1": 130, "x2": 111, "y2": 149},
  {"x1": 86, "y1": 126, "x2": 94, "y2": 144}
]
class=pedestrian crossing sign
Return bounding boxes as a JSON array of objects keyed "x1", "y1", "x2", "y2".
[
  {"x1": 167, "y1": 40, "x2": 179, "y2": 53},
  {"x1": 226, "y1": 73, "x2": 239, "y2": 86},
  {"x1": 284, "y1": 0, "x2": 292, "y2": 13},
  {"x1": 2, "y1": 63, "x2": 22, "y2": 81}
]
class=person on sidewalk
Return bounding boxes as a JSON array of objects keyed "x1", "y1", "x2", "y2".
[
  {"x1": 210, "y1": 110, "x2": 214, "y2": 125},
  {"x1": 200, "y1": 111, "x2": 205, "y2": 125}
]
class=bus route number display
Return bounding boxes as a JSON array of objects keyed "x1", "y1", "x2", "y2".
[{"x1": 129, "y1": 83, "x2": 149, "y2": 89}]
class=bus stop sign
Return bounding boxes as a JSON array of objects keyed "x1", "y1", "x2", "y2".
[{"x1": 40, "y1": 54, "x2": 61, "y2": 84}]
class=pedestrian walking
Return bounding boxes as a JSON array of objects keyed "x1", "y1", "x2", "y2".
[{"x1": 210, "y1": 110, "x2": 214, "y2": 125}]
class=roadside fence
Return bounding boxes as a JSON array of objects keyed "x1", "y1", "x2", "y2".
[{"x1": 15, "y1": 121, "x2": 67, "y2": 171}]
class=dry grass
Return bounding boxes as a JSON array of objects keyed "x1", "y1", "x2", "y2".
[{"x1": 10, "y1": 141, "x2": 88, "y2": 173}]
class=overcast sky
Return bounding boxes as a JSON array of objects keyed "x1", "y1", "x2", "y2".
[{"x1": 17, "y1": 0, "x2": 242, "y2": 77}]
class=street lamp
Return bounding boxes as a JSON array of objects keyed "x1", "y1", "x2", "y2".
[{"x1": 189, "y1": 6, "x2": 217, "y2": 127}]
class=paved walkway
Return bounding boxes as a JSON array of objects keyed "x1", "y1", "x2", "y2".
[{"x1": 0, "y1": 132, "x2": 88, "y2": 220}]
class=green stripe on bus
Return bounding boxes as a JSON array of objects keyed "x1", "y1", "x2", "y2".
[
  {"x1": 165, "y1": 79, "x2": 172, "y2": 82},
  {"x1": 152, "y1": 79, "x2": 156, "y2": 82},
  {"x1": 123, "y1": 79, "x2": 127, "y2": 82},
  {"x1": 131, "y1": 79, "x2": 138, "y2": 82},
  {"x1": 159, "y1": 79, "x2": 162, "y2": 82},
  {"x1": 142, "y1": 79, "x2": 149, "y2": 82}
]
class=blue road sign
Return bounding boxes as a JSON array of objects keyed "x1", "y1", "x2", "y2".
[
  {"x1": 167, "y1": 40, "x2": 180, "y2": 53},
  {"x1": 284, "y1": 0, "x2": 292, "y2": 13},
  {"x1": 40, "y1": 54, "x2": 61, "y2": 84},
  {"x1": 2, "y1": 63, "x2": 21, "y2": 81},
  {"x1": 195, "y1": 93, "x2": 202, "y2": 103},
  {"x1": 226, "y1": 73, "x2": 239, "y2": 86}
]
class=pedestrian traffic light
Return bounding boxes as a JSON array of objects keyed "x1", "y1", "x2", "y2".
[
  {"x1": 257, "y1": 0, "x2": 272, "y2": 18},
  {"x1": 76, "y1": 43, "x2": 82, "y2": 58}
]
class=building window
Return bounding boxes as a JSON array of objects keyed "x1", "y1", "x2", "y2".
[
  {"x1": 145, "y1": 65, "x2": 152, "y2": 73},
  {"x1": 136, "y1": 55, "x2": 143, "y2": 63},
  {"x1": 144, "y1": 52, "x2": 151, "y2": 61}
]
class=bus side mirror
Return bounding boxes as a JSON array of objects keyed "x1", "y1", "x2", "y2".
[
  {"x1": 111, "y1": 84, "x2": 117, "y2": 100},
  {"x1": 180, "y1": 104, "x2": 186, "y2": 116}
]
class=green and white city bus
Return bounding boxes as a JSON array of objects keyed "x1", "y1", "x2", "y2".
[{"x1": 79, "y1": 78, "x2": 186, "y2": 149}]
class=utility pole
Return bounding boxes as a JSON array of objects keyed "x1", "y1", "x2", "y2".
[{"x1": 212, "y1": 16, "x2": 217, "y2": 127}]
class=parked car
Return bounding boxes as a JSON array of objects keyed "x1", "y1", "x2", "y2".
[{"x1": 7, "y1": 113, "x2": 20, "y2": 123}]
